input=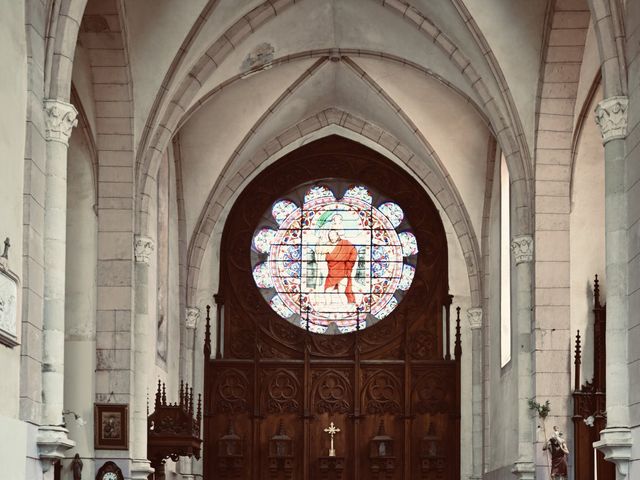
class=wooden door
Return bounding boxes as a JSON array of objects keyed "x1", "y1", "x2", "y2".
[{"x1": 202, "y1": 136, "x2": 461, "y2": 480}]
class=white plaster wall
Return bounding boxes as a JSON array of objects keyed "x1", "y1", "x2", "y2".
[
  {"x1": 464, "y1": 0, "x2": 547, "y2": 154},
  {"x1": 486, "y1": 155, "x2": 518, "y2": 477},
  {"x1": 570, "y1": 85, "x2": 604, "y2": 388},
  {"x1": 0, "y1": 0, "x2": 27, "y2": 423},
  {"x1": 124, "y1": 0, "x2": 208, "y2": 146},
  {"x1": 63, "y1": 129, "x2": 98, "y2": 479},
  {"x1": 177, "y1": 59, "x2": 316, "y2": 239},
  {"x1": 72, "y1": 43, "x2": 97, "y2": 141}
]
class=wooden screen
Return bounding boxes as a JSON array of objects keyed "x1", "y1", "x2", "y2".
[
  {"x1": 203, "y1": 136, "x2": 461, "y2": 480},
  {"x1": 572, "y1": 275, "x2": 614, "y2": 480}
]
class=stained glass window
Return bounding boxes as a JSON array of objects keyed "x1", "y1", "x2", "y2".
[{"x1": 251, "y1": 183, "x2": 419, "y2": 334}]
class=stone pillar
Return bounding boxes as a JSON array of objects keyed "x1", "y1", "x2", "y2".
[
  {"x1": 178, "y1": 306, "x2": 200, "y2": 479},
  {"x1": 37, "y1": 99, "x2": 78, "y2": 470},
  {"x1": 593, "y1": 96, "x2": 632, "y2": 480},
  {"x1": 131, "y1": 235, "x2": 155, "y2": 480},
  {"x1": 467, "y1": 307, "x2": 483, "y2": 480},
  {"x1": 510, "y1": 235, "x2": 535, "y2": 480}
]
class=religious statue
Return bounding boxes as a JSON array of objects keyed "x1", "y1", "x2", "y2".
[
  {"x1": 71, "y1": 453, "x2": 83, "y2": 480},
  {"x1": 543, "y1": 426, "x2": 569, "y2": 479}
]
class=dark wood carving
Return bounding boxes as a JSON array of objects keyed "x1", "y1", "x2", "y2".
[
  {"x1": 147, "y1": 381, "x2": 202, "y2": 477},
  {"x1": 572, "y1": 275, "x2": 615, "y2": 480},
  {"x1": 203, "y1": 136, "x2": 460, "y2": 479}
]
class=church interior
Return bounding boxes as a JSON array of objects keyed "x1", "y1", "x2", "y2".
[{"x1": 0, "y1": 0, "x2": 638, "y2": 479}]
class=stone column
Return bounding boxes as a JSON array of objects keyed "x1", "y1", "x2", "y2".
[
  {"x1": 37, "y1": 99, "x2": 78, "y2": 470},
  {"x1": 593, "y1": 96, "x2": 632, "y2": 480},
  {"x1": 131, "y1": 235, "x2": 155, "y2": 479},
  {"x1": 467, "y1": 307, "x2": 483, "y2": 480},
  {"x1": 510, "y1": 235, "x2": 535, "y2": 480},
  {"x1": 178, "y1": 306, "x2": 200, "y2": 480}
]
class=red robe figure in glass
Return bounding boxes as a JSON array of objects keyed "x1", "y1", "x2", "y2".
[{"x1": 323, "y1": 230, "x2": 357, "y2": 303}]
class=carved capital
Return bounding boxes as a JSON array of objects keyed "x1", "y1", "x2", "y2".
[
  {"x1": 511, "y1": 235, "x2": 533, "y2": 265},
  {"x1": 594, "y1": 427, "x2": 632, "y2": 479},
  {"x1": 37, "y1": 425, "x2": 75, "y2": 472},
  {"x1": 595, "y1": 96, "x2": 628, "y2": 144},
  {"x1": 467, "y1": 308, "x2": 482, "y2": 330},
  {"x1": 134, "y1": 235, "x2": 154, "y2": 264},
  {"x1": 44, "y1": 99, "x2": 78, "y2": 146},
  {"x1": 186, "y1": 306, "x2": 200, "y2": 329}
]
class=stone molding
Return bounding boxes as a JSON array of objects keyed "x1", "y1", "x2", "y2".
[
  {"x1": 511, "y1": 461, "x2": 535, "y2": 480},
  {"x1": 467, "y1": 308, "x2": 483, "y2": 330},
  {"x1": 595, "y1": 96, "x2": 628, "y2": 144},
  {"x1": 37, "y1": 425, "x2": 75, "y2": 472},
  {"x1": 594, "y1": 427, "x2": 632, "y2": 478},
  {"x1": 131, "y1": 459, "x2": 155, "y2": 479},
  {"x1": 44, "y1": 99, "x2": 78, "y2": 146},
  {"x1": 134, "y1": 235, "x2": 154, "y2": 264},
  {"x1": 511, "y1": 235, "x2": 534, "y2": 265},
  {"x1": 186, "y1": 306, "x2": 200, "y2": 329}
]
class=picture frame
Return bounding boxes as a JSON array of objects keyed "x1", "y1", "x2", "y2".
[{"x1": 94, "y1": 403, "x2": 128, "y2": 450}]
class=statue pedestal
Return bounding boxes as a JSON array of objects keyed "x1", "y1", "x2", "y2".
[{"x1": 319, "y1": 456, "x2": 345, "y2": 480}]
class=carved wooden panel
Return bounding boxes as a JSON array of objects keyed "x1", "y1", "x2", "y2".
[{"x1": 203, "y1": 137, "x2": 460, "y2": 480}]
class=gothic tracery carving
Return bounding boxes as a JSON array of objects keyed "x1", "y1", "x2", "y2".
[
  {"x1": 214, "y1": 369, "x2": 250, "y2": 414},
  {"x1": 362, "y1": 370, "x2": 402, "y2": 414},
  {"x1": 313, "y1": 370, "x2": 352, "y2": 414},
  {"x1": 265, "y1": 370, "x2": 301, "y2": 414}
]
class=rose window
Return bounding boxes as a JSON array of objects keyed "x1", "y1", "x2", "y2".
[{"x1": 251, "y1": 183, "x2": 418, "y2": 334}]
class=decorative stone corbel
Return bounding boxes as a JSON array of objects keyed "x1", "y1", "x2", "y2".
[
  {"x1": 37, "y1": 425, "x2": 75, "y2": 472},
  {"x1": 595, "y1": 96, "x2": 628, "y2": 144},
  {"x1": 186, "y1": 307, "x2": 200, "y2": 329},
  {"x1": 511, "y1": 235, "x2": 533, "y2": 265},
  {"x1": 134, "y1": 235, "x2": 154, "y2": 264},
  {"x1": 594, "y1": 427, "x2": 632, "y2": 479},
  {"x1": 466, "y1": 308, "x2": 482, "y2": 330},
  {"x1": 44, "y1": 99, "x2": 78, "y2": 146}
]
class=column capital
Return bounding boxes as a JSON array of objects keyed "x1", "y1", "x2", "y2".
[
  {"x1": 37, "y1": 425, "x2": 75, "y2": 472},
  {"x1": 44, "y1": 99, "x2": 78, "y2": 146},
  {"x1": 595, "y1": 96, "x2": 628, "y2": 144},
  {"x1": 594, "y1": 427, "x2": 632, "y2": 479},
  {"x1": 186, "y1": 306, "x2": 200, "y2": 329},
  {"x1": 511, "y1": 235, "x2": 533, "y2": 265},
  {"x1": 134, "y1": 235, "x2": 154, "y2": 264},
  {"x1": 467, "y1": 307, "x2": 483, "y2": 330}
]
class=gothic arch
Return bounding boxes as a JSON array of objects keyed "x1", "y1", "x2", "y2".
[{"x1": 184, "y1": 110, "x2": 482, "y2": 311}]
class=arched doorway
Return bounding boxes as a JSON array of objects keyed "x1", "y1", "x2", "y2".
[{"x1": 203, "y1": 136, "x2": 461, "y2": 479}]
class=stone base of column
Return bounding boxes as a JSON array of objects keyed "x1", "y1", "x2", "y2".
[
  {"x1": 594, "y1": 427, "x2": 632, "y2": 479},
  {"x1": 131, "y1": 459, "x2": 155, "y2": 479},
  {"x1": 36, "y1": 425, "x2": 75, "y2": 472},
  {"x1": 511, "y1": 461, "x2": 535, "y2": 480}
]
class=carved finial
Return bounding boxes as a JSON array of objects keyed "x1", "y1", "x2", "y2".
[
  {"x1": 204, "y1": 305, "x2": 212, "y2": 357},
  {"x1": 189, "y1": 386, "x2": 194, "y2": 415},
  {"x1": 162, "y1": 382, "x2": 167, "y2": 406},
  {"x1": 197, "y1": 394, "x2": 202, "y2": 424},
  {"x1": 454, "y1": 306, "x2": 462, "y2": 360},
  {"x1": 1, "y1": 237, "x2": 9, "y2": 259},
  {"x1": 155, "y1": 380, "x2": 162, "y2": 409},
  {"x1": 574, "y1": 330, "x2": 582, "y2": 391},
  {"x1": 180, "y1": 380, "x2": 184, "y2": 406},
  {"x1": 277, "y1": 418, "x2": 286, "y2": 436},
  {"x1": 377, "y1": 419, "x2": 386, "y2": 436},
  {"x1": 594, "y1": 274, "x2": 601, "y2": 308}
]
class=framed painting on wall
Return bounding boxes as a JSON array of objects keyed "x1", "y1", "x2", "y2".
[{"x1": 94, "y1": 404, "x2": 128, "y2": 450}]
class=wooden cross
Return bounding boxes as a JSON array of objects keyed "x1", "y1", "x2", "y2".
[{"x1": 323, "y1": 422, "x2": 341, "y2": 457}]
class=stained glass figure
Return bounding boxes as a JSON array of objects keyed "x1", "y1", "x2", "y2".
[{"x1": 252, "y1": 183, "x2": 418, "y2": 334}]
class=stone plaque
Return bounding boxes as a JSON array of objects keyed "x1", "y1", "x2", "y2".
[{"x1": 0, "y1": 269, "x2": 18, "y2": 347}]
